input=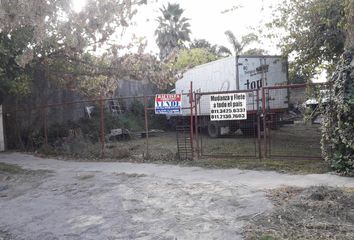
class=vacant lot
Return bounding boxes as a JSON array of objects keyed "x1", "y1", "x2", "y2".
[
  {"x1": 1, "y1": 153, "x2": 354, "y2": 239},
  {"x1": 268, "y1": 123, "x2": 322, "y2": 157},
  {"x1": 124, "y1": 123, "x2": 322, "y2": 159},
  {"x1": 44, "y1": 123, "x2": 329, "y2": 175}
]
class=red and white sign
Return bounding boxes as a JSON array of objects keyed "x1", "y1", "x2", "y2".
[{"x1": 155, "y1": 94, "x2": 182, "y2": 114}]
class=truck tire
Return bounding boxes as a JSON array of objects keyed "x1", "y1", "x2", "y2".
[
  {"x1": 269, "y1": 113, "x2": 281, "y2": 130},
  {"x1": 207, "y1": 122, "x2": 220, "y2": 138}
]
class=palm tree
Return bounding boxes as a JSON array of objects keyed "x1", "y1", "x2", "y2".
[
  {"x1": 224, "y1": 30, "x2": 259, "y2": 55},
  {"x1": 155, "y1": 3, "x2": 191, "y2": 60}
]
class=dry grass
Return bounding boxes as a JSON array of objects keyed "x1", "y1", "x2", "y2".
[
  {"x1": 37, "y1": 124, "x2": 331, "y2": 174},
  {"x1": 75, "y1": 173, "x2": 95, "y2": 180},
  {"x1": 113, "y1": 172, "x2": 147, "y2": 178},
  {"x1": 198, "y1": 123, "x2": 322, "y2": 158},
  {"x1": 244, "y1": 186, "x2": 354, "y2": 240},
  {"x1": 200, "y1": 134, "x2": 257, "y2": 156},
  {"x1": 105, "y1": 127, "x2": 329, "y2": 174},
  {"x1": 188, "y1": 158, "x2": 330, "y2": 174},
  {"x1": 0, "y1": 163, "x2": 26, "y2": 175},
  {"x1": 268, "y1": 123, "x2": 322, "y2": 157}
]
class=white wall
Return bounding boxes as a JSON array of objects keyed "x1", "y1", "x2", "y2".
[{"x1": 0, "y1": 105, "x2": 4, "y2": 151}]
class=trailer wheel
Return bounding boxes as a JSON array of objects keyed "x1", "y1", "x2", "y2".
[
  {"x1": 207, "y1": 122, "x2": 220, "y2": 138},
  {"x1": 269, "y1": 113, "x2": 281, "y2": 130}
]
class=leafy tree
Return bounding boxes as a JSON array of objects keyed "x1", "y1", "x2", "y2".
[
  {"x1": 117, "y1": 53, "x2": 176, "y2": 89},
  {"x1": 243, "y1": 48, "x2": 268, "y2": 56},
  {"x1": 44, "y1": 50, "x2": 176, "y2": 97},
  {"x1": 0, "y1": 0, "x2": 142, "y2": 52},
  {"x1": 224, "y1": 30, "x2": 259, "y2": 55},
  {"x1": 320, "y1": 0, "x2": 354, "y2": 174},
  {"x1": 189, "y1": 39, "x2": 213, "y2": 50},
  {"x1": 190, "y1": 39, "x2": 232, "y2": 57},
  {"x1": 268, "y1": 0, "x2": 347, "y2": 80},
  {"x1": 321, "y1": 52, "x2": 354, "y2": 174},
  {"x1": 0, "y1": 0, "x2": 145, "y2": 97},
  {"x1": 167, "y1": 48, "x2": 218, "y2": 72},
  {"x1": 0, "y1": 27, "x2": 34, "y2": 96},
  {"x1": 344, "y1": 0, "x2": 354, "y2": 48},
  {"x1": 216, "y1": 46, "x2": 234, "y2": 57},
  {"x1": 155, "y1": 3, "x2": 191, "y2": 60}
]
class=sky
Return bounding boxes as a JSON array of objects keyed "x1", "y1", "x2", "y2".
[
  {"x1": 72, "y1": 0, "x2": 283, "y2": 55},
  {"x1": 131, "y1": 0, "x2": 282, "y2": 54},
  {"x1": 72, "y1": 0, "x2": 327, "y2": 82}
]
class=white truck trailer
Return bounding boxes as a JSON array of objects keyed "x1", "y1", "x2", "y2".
[{"x1": 175, "y1": 55, "x2": 289, "y2": 137}]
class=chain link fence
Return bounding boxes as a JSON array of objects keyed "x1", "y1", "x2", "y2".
[
  {"x1": 3, "y1": 96, "x2": 176, "y2": 160},
  {"x1": 3, "y1": 83, "x2": 327, "y2": 161},
  {"x1": 262, "y1": 84, "x2": 325, "y2": 159}
]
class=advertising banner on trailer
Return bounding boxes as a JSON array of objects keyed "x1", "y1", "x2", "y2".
[{"x1": 210, "y1": 93, "x2": 247, "y2": 121}]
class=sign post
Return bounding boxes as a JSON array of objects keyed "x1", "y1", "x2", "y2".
[
  {"x1": 210, "y1": 93, "x2": 247, "y2": 121},
  {"x1": 155, "y1": 94, "x2": 182, "y2": 115}
]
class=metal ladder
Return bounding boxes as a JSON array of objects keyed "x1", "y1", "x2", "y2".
[
  {"x1": 109, "y1": 99, "x2": 124, "y2": 115},
  {"x1": 176, "y1": 125, "x2": 193, "y2": 160}
]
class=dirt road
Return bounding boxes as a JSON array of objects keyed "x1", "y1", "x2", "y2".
[{"x1": 0, "y1": 153, "x2": 354, "y2": 240}]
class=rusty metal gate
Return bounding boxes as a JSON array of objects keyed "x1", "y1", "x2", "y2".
[
  {"x1": 262, "y1": 84, "x2": 323, "y2": 159},
  {"x1": 195, "y1": 89, "x2": 261, "y2": 158}
]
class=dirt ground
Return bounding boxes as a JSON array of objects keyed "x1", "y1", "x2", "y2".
[
  {"x1": 0, "y1": 153, "x2": 354, "y2": 240},
  {"x1": 244, "y1": 186, "x2": 354, "y2": 239}
]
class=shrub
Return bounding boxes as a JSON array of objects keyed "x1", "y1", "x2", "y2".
[{"x1": 321, "y1": 51, "x2": 354, "y2": 174}]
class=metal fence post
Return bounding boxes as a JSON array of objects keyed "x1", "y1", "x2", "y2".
[
  {"x1": 262, "y1": 87, "x2": 267, "y2": 158},
  {"x1": 189, "y1": 81, "x2": 194, "y2": 160},
  {"x1": 99, "y1": 95, "x2": 105, "y2": 157},
  {"x1": 0, "y1": 105, "x2": 5, "y2": 151},
  {"x1": 256, "y1": 90, "x2": 261, "y2": 160},
  {"x1": 194, "y1": 92, "x2": 199, "y2": 159},
  {"x1": 198, "y1": 95, "x2": 203, "y2": 157},
  {"x1": 43, "y1": 107, "x2": 48, "y2": 146},
  {"x1": 144, "y1": 96, "x2": 149, "y2": 159}
]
